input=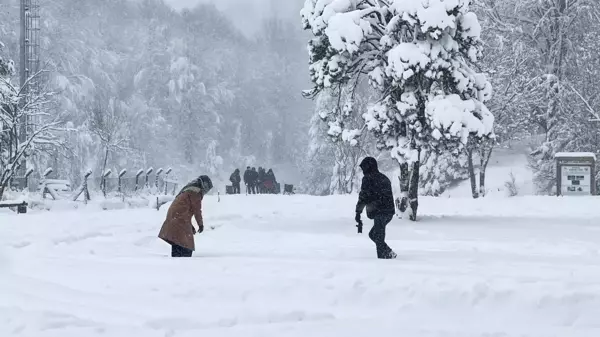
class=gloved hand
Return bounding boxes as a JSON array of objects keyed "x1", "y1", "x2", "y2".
[
  {"x1": 197, "y1": 225, "x2": 204, "y2": 234},
  {"x1": 355, "y1": 213, "x2": 363, "y2": 234}
]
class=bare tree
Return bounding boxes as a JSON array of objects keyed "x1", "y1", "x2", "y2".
[
  {"x1": 1, "y1": 69, "x2": 63, "y2": 199},
  {"x1": 87, "y1": 93, "x2": 130, "y2": 190},
  {"x1": 310, "y1": 82, "x2": 375, "y2": 195},
  {"x1": 465, "y1": 136, "x2": 495, "y2": 199},
  {"x1": 481, "y1": 0, "x2": 600, "y2": 193}
]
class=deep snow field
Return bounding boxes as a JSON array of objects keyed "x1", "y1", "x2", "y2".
[{"x1": 2, "y1": 193, "x2": 600, "y2": 337}]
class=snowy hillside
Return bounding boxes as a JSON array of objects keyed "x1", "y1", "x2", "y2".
[
  {"x1": 165, "y1": 0, "x2": 300, "y2": 36},
  {"x1": 2, "y1": 194, "x2": 600, "y2": 336}
]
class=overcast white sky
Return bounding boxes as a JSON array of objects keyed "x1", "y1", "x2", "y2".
[{"x1": 164, "y1": 0, "x2": 301, "y2": 36}]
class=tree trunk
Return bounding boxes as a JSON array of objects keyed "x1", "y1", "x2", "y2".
[
  {"x1": 479, "y1": 170, "x2": 486, "y2": 197},
  {"x1": 0, "y1": 169, "x2": 13, "y2": 200},
  {"x1": 100, "y1": 146, "x2": 109, "y2": 193},
  {"x1": 408, "y1": 160, "x2": 420, "y2": 221},
  {"x1": 397, "y1": 162, "x2": 409, "y2": 213},
  {"x1": 479, "y1": 141, "x2": 494, "y2": 197},
  {"x1": 347, "y1": 162, "x2": 356, "y2": 194},
  {"x1": 467, "y1": 148, "x2": 479, "y2": 199}
]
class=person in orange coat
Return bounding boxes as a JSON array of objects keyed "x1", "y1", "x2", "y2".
[{"x1": 158, "y1": 175, "x2": 213, "y2": 257}]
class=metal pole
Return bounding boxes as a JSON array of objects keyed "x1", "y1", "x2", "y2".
[
  {"x1": 19, "y1": 0, "x2": 27, "y2": 89},
  {"x1": 164, "y1": 168, "x2": 172, "y2": 195},
  {"x1": 155, "y1": 168, "x2": 163, "y2": 190},
  {"x1": 18, "y1": 0, "x2": 28, "y2": 177},
  {"x1": 17, "y1": 0, "x2": 41, "y2": 177}
]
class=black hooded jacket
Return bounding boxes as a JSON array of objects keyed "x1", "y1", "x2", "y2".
[
  {"x1": 250, "y1": 168, "x2": 258, "y2": 184},
  {"x1": 356, "y1": 157, "x2": 395, "y2": 219},
  {"x1": 243, "y1": 167, "x2": 251, "y2": 184},
  {"x1": 230, "y1": 169, "x2": 241, "y2": 184},
  {"x1": 266, "y1": 169, "x2": 276, "y2": 183},
  {"x1": 258, "y1": 168, "x2": 265, "y2": 183}
]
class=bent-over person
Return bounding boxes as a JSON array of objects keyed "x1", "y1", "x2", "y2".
[{"x1": 158, "y1": 175, "x2": 213, "y2": 257}]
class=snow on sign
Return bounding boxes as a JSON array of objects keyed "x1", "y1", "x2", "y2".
[{"x1": 555, "y1": 152, "x2": 596, "y2": 196}]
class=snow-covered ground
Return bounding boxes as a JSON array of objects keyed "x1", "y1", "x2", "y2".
[{"x1": 2, "y1": 194, "x2": 600, "y2": 337}]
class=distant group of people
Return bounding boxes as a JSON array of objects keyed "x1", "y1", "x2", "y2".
[{"x1": 229, "y1": 167, "x2": 278, "y2": 194}]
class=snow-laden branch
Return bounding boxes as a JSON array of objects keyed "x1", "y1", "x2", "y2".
[{"x1": 565, "y1": 82, "x2": 600, "y2": 121}]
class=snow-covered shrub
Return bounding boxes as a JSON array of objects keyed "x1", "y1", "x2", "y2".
[
  {"x1": 419, "y1": 151, "x2": 469, "y2": 196},
  {"x1": 504, "y1": 172, "x2": 519, "y2": 197},
  {"x1": 528, "y1": 150, "x2": 556, "y2": 195}
]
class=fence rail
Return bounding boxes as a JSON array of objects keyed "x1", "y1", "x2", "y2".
[
  {"x1": 91, "y1": 177, "x2": 179, "y2": 194},
  {"x1": 6, "y1": 167, "x2": 179, "y2": 199}
]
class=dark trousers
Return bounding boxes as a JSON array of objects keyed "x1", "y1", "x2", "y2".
[
  {"x1": 233, "y1": 183, "x2": 241, "y2": 194},
  {"x1": 171, "y1": 244, "x2": 193, "y2": 257},
  {"x1": 369, "y1": 215, "x2": 394, "y2": 259}
]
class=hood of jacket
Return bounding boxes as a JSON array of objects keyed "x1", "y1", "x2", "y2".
[{"x1": 359, "y1": 157, "x2": 379, "y2": 174}]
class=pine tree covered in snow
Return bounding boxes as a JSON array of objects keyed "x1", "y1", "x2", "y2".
[
  {"x1": 302, "y1": 0, "x2": 494, "y2": 219},
  {"x1": 419, "y1": 151, "x2": 469, "y2": 196}
]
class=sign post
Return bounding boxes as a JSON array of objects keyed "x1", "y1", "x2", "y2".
[{"x1": 555, "y1": 152, "x2": 596, "y2": 196}]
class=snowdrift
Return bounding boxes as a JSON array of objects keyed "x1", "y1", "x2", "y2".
[{"x1": 0, "y1": 189, "x2": 175, "y2": 213}]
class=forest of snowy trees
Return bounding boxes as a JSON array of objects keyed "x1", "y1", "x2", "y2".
[
  {"x1": 301, "y1": 0, "x2": 600, "y2": 209},
  {"x1": 2, "y1": 0, "x2": 600, "y2": 206},
  {"x1": 1, "y1": 0, "x2": 311, "y2": 197}
]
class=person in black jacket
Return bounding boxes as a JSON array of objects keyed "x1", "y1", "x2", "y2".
[
  {"x1": 249, "y1": 167, "x2": 258, "y2": 194},
  {"x1": 355, "y1": 157, "x2": 397, "y2": 259},
  {"x1": 257, "y1": 167, "x2": 265, "y2": 194},
  {"x1": 229, "y1": 169, "x2": 241, "y2": 194},
  {"x1": 243, "y1": 166, "x2": 252, "y2": 194}
]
